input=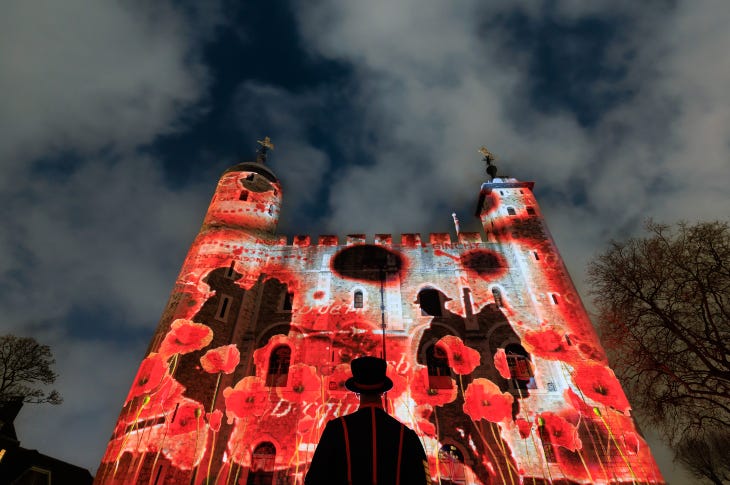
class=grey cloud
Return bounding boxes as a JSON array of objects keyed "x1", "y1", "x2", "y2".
[{"x1": 0, "y1": 0, "x2": 209, "y2": 172}]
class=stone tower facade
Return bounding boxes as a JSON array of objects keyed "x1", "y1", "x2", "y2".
[{"x1": 95, "y1": 149, "x2": 664, "y2": 484}]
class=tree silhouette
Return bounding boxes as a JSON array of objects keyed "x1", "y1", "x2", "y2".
[
  {"x1": 588, "y1": 220, "x2": 730, "y2": 483},
  {"x1": 0, "y1": 334, "x2": 62, "y2": 405}
]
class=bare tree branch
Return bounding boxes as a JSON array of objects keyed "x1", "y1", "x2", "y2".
[{"x1": 0, "y1": 334, "x2": 62, "y2": 405}]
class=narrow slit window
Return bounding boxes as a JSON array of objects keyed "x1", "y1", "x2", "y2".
[
  {"x1": 533, "y1": 251, "x2": 540, "y2": 261},
  {"x1": 216, "y1": 295, "x2": 232, "y2": 321},
  {"x1": 354, "y1": 290, "x2": 363, "y2": 308},
  {"x1": 551, "y1": 294, "x2": 559, "y2": 305}
]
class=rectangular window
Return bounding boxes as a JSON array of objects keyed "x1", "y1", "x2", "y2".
[
  {"x1": 507, "y1": 207, "x2": 516, "y2": 216},
  {"x1": 239, "y1": 190, "x2": 249, "y2": 201},
  {"x1": 354, "y1": 290, "x2": 363, "y2": 308},
  {"x1": 533, "y1": 251, "x2": 540, "y2": 261},
  {"x1": 550, "y1": 294, "x2": 559, "y2": 305},
  {"x1": 526, "y1": 206, "x2": 536, "y2": 215}
]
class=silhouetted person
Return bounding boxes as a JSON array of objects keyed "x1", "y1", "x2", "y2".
[{"x1": 305, "y1": 356, "x2": 431, "y2": 485}]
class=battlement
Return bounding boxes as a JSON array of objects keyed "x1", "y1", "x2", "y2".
[{"x1": 278, "y1": 231, "x2": 486, "y2": 248}]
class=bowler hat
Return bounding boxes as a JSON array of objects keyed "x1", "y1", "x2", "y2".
[{"x1": 345, "y1": 356, "x2": 393, "y2": 394}]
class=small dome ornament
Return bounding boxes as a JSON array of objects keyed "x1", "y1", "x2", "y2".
[{"x1": 479, "y1": 146, "x2": 498, "y2": 180}]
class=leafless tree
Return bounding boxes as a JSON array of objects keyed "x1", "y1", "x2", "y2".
[
  {"x1": 675, "y1": 430, "x2": 730, "y2": 485},
  {"x1": 587, "y1": 220, "x2": 730, "y2": 481},
  {"x1": 0, "y1": 334, "x2": 62, "y2": 405}
]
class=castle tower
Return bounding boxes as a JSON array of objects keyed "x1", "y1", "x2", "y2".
[{"x1": 95, "y1": 143, "x2": 664, "y2": 484}]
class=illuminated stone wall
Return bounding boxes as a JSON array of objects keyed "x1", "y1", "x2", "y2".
[{"x1": 95, "y1": 162, "x2": 664, "y2": 484}]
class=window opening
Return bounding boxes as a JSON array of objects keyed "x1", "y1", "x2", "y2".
[
  {"x1": 216, "y1": 295, "x2": 232, "y2": 321},
  {"x1": 246, "y1": 173, "x2": 255, "y2": 181},
  {"x1": 266, "y1": 346, "x2": 291, "y2": 387},
  {"x1": 225, "y1": 261, "x2": 236, "y2": 278},
  {"x1": 239, "y1": 190, "x2": 249, "y2": 201},
  {"x1": 246, "y1": 442, "x2": 276, "y2": 485},
  {"x1": 551, "y1": 293, "x2": 559, "y2": 305},
  {"x1": 504, "y1": 343, "x2": 534, "y2": 390},
  {"x1": 268, "y1": 204, "x2": 275, "y2": 215},
  {"x1": 507, "y1": 207, "x2": 516, "y2": 216},
  {"x1": 533, "y1": 251, "x2": 539, "y2": 261},
  {"x1": 354, "y1": 290, "x2": 363, "y2": 309},
  {"x1": 492, "y1": 288, "x2": 503, "y2": 307},
  {"x1": 418, "y1": 289, "x2": 442, "y2": 317},
  {"x1": 526, "y1": 206, "x2": 536, "y2": 215},
  {"x1": 426, "y1": 343, "x2": 452, "y2": 389},
  {"x1": 438, "y1": 444, "x2": 467, "y2": 484}
]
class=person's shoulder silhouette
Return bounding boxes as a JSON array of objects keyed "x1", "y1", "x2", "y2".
[{"x1": 305, "y1": 356, "x2": 431, "y2": 485}]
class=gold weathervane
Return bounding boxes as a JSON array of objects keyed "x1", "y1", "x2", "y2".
[
  {"x1": 257, "y1": 136, "x2": 275, "y2": 151},
  {"x1": 478, "y1": 146, "x2": 496, "y2": 162}
]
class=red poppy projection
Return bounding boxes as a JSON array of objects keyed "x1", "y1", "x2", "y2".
[{"x1": 95, "y1": 166, "x2": 664, "y2": 484}]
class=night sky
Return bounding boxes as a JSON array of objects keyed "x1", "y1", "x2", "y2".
[{"x1": 2, "y1": 1, "x2": 729, "y2": 482}]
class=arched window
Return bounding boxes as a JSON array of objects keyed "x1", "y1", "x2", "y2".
[
  {"x1": 418, "y1": 289, "x2": 442, "y2": 316},
  {"x1": 426, "y1": 343, "x2": 451, "y2": 389},
  {"x1": 505, "y1": 343, "x2": 534, "y2": 390},
  {"x1": 246, "y1": 442, "x2": 276, "y2": 485},
  {"x1": 353, "y1": 290, "x2": 363, "y2": 308},
  {"x1": 439, "y1": 444, "x2": 467, "y2": 484},
  {"x1": 492, "y1": 287, "x2": 503, "y2": 307},
  {"x1": 266, "y1": 346, "x2": 291, "y2": 387}
]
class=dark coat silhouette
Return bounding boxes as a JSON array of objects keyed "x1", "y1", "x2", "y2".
[{"x1": 305, "y1": 405, "x2": 430, "y2": 485}]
